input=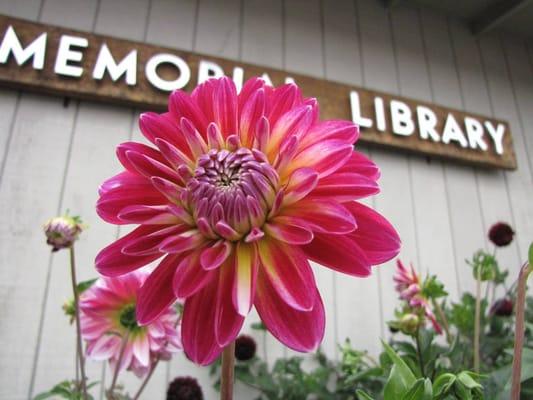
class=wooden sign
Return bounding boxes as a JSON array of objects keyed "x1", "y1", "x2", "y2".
[{"x1": 0, "y1": 15, "x2": 516, "y2": 170}]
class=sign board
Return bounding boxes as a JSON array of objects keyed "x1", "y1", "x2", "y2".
[{"x1": 0, "y1": 15, "x2": 516, "y2": 170}]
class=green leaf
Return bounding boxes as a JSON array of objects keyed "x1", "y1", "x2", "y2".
[
  {"x1": 356, "y1": 389, "x2": 375, "y2": 400},
  {"x1": 382, "y1": 341, "x2": 416, "y2": 400},
  {"x1": 432, "y1": 373, "x2": 456, "y2": 397},
  {"x1": 457, "y1": 371, "x2": 483, "y2": 390},
  {"x1": 400, "y1": 378, "x2": 432, "y2": 400},
  {"x1": 76, "y1": 278, "x2": 97, "y2": 294}
]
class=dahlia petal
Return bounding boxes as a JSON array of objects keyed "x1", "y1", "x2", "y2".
[
  {"x1": 302, "y1": 232, "x2": 372, "y2": 277},
  {"x1": 133, "y1": 337, "x2": 150, "y2": 367},
  {"x1": 238, "y1": 77, "x2": 265, "y2": 110},
  {"x1": 121, "y1": 225, "x2": 186, "y2": 256},
  {"x1": 213, "y1": 76, "x2": 238, "y2": 137},
  {"x1": 279, "y1": 199, "x2": 356, "y2": 234},
  {"x1": 283, "y1": 167, "x2": 318, "y2": 205},
  {"x1": 136, "y1": 254, "x2": 180, "y2": 325},
  {"x1": 87, "y1": 334, "x2": 120, "y2": 360},
  {"x1": 266, "y1": 83, "x2": 302, "y2": 126},
  {"x1": 215, "y1": 220, "x2": 241, "y2": 241},
  {"x1": 159, "y1": 230, "x2": 206, "y2": 254},
  {"x1": 200, "y1": 240, "x2": 232, "y2": 270},
  {"x1": 98, "y1": 171, "x2": 147, "y2": 196},
  {"x1": 257, "y1": 238, "x2": 316, "y2": 311},
  {"x1": 344, "y1": 202, "x2": 401, "y2": 264},
  {"x1": 173, "y1": 251, "x2": 216, "y2": 298},
  {"x1": 298, "y1": 120, "x2": 359, "y2": 150},
  {"x1": 117, "y1": 205, "x2": 182, "y2": 225},
  {"x1": 139, "y1": 112, "x2": 192, "y2": 157},
  {"x1": 232, "y1": 242, "x2": 258, "y2": 316},
  {"x1": 267, "y1": 104, "x2": 314, "y2": 158},
  {"x1": 169, "y1": 90, "x2": 208, "y2": 137},
  {"x1": 126, "y1": 150, "x2": 182, "y2": 183},
  {"x1": 310, "y1": 172, "x2": 379, "y2": 202},
  {"x1": 337, "y1": 151, "x2": 381, "y2": 180},
  {"x1": 264, "y1": 219, "x2": 314, "y2": 244},
  {"x1": 155, "y1": 138, "x2": 194, "y2": 169},
  {"x1": 284, "y1": 139, "x2": 353, "y2": 179},
  {"x1": 215, "y1": 260, "x2": 245, "y2": 347},
  {"x1": 180, "y1": 117, "x2": 209, "y2": 158},
  {"x1": 239, "y1": 88, "x2": 265, "y2": 147},
  {"x1": 207, "y1": 122, "x2": 225, "y2": 149},
  {"x1": 150, "y1": 176, "x2": 183, "y2": 203},
  {"x1": 255, "y1": 270, "x2": 324, "y2": 352},
  {"x1": 116, "y1": 142, "x2": 167, "y2": 173},
  {"x1": 191, "y1": 79, "x2": 216, "y2": 125},
  {"x1": 181, "y1": 279, "x2": 222, "y2": 365},
  {"x1": 95, "y1": 225, "x2": 164, "y2": 276}
]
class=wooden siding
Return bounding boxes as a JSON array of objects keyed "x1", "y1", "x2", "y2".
[{"x1": 0, "y1": 0, "x2": 531, "y2": 398}]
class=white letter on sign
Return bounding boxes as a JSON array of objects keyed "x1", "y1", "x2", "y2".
[
  {"x1": 0, "y1": 25, "x2": 47, "y2": 69},
  {"x1": 350, "y1": 91, "x2": 372, "y2": 128},
  {"x1": 416, "y1": 105, "x2": 440, "y2": 142},
  {"x1": 464, "y1": 117, "x2": 488, "y2": 151},
  {"x1": 146, "y1": 53, "x2": 191, "y2": 91},
  {"x1": 198, "y1": 60, "x2": 224, "y2": 84},
  {"x1": 390, "y1": 100, "x2": 414, "y2": 136},
  {"x1": 442, "y1": 113, "x2": 467, "y2": 147},
  {"x1": 484, "y1": 121, "x2": 505, "y2": 155},
  {"x1": 93, "y1": 44, "x2": 137, "y2": 85},
  {"x1": 54, "y1": 35, "x2": 88, "y2": 77}
]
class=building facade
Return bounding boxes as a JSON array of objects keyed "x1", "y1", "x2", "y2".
[{"x1": 0, "y1": 0, "x2": 531, "y2": 398}]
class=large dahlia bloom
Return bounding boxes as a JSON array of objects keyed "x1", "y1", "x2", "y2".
[
  {"x1": 95, "y1": 76, "x2": 400, "y2": 365},
  {"x1": 79, "y1": 271, "x2": 181, "y2": 377}
]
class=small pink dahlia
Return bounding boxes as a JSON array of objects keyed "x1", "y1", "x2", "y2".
[
  {"x1": 394, "y1": 260, "x2": 442, "y2": 334},
  {"x1": 95, "y1": 76, "x2": 401, "y2": 365},
  {"x1": 79, "y1": 271, "x2": 181, "y2": 377}
]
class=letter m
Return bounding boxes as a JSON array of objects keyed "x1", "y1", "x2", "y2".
[{"x1": 0, "y1": 26, "x2": 47, "y2": 69}]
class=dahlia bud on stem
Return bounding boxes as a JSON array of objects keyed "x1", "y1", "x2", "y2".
[
  {"x1": 220, "y1": 341, "x2": 236, "y2": 400},
  {"x1": 511, "y1": 263, "x2": 531, "y2": 400}
]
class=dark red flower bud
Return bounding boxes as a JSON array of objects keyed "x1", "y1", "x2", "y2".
[
  {"x1": 167, "y1": 376, "x2": 203, "y2": 400},
  {"x1": 490, "y1": 298, "x2": 513, "y2": 317},
  {"x1": 488, "y1": 222, "x2": 515, "y2": 247},
  {"x1": 234, "y1": 334, "x2": 257, "y2": 361}
]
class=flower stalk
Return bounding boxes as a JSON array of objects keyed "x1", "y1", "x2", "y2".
[
  {"x1": 220, "y1": 341, "x2": 236, "y2": 400},
  {"x1": 69, "y1": 245, "x2": 88, "y2": 399},
  {"x1": 415, "y1": 329, "x2": 425, "y2": 378},
  {"x1": 132, "y1": 356, "x2": 160, "y2": 400},
  {"x1": 511, "y1": 263, "x2": 531, "y2": 400},
  {"x1": 108, "y1": 330, "x2": 130, "y2": 397},
  {"x1": 473, "y1": 264, "x2": 482, "y2": 373}
]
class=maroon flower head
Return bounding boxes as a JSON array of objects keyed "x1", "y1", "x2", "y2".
[
  {"x1": 234, "y1": 334, "x2": 257, "y2": 361},
  {"x1": 490, "y1": 298, "x2": 513, "y2": 317},
  {"x1": 488, "y1": 222, "x2": 514, "y2": 247},
  {"x1": 167, "y1": 376, "x2": 203, "y2": 400}
]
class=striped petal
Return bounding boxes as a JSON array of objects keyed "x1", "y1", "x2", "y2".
[
  {"x1": 257, "y1": 238, "x2": 316, "y2": 311},
  {"x1": 310, "y1": 172, "x2": 379, "y2": 202},
  {"x1": 254, "y1": 269, "x2": 324, "y2": 352},
  {"x1": 173, "y1": 251, "x2": 216, "y2": 298},
  {"x1": 136, "y1": 254, "x2": 180, "y2": 325},
  {"x1": 232, "y1": 242, "x2": 258, "y2": 316}
]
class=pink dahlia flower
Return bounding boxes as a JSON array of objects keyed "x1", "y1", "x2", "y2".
[
  {"x1": 394, "y1": 260, "x2": 442, "y2": 334},
  {"x1": 79, "y1": 271, "x2": 181, "y2": 377},
  {"x1": 95, "y1": 76, "x2": 401, "y2": 365}
]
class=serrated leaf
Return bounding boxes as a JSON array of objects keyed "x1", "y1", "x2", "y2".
[{"x1": 76, "y1": 278, "x2": 97, "y2": 294}]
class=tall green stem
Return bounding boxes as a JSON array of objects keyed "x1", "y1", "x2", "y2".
[
  {"x1": 132, "y1": 357, "x2": 159, "y2": 400},
  {"x1": 220, "y1": 341, "x2": 236, "y2": 400},
  {"x1": 474, "y1": 265, "x2": 482, "y2": 373},
  {"x1": 415, "y1": 329, "x2": 425, "y2": 378},
  {"x1": 107, "y1": 330, "x2": 130, "y2": 398},
  {"x1": 511, "y1": 263, "x2": 531, "y2": 400},
  {"x1": 69, "y1": 246, "x2": 88, "y2": 398}
]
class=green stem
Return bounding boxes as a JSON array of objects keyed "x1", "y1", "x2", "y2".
[
  {"x1": 511, "y1": 263, "x2": 531, "y2": 400},
  {"x1": 132, "y1": 357, "x2": 160, "y2": 400},
  {"x1": 474, "y1": 265, "x2": 482, "y2": 373},
  {"x1": 432, "y1": 299, "x2": 452, "y2": 344},
  {"x1": 107, "y1": 330, "x2": 130, "y2": 398},
  {"x1": 220, "y1": 341, "x2": 236, "y2": 400},
  {"x1": 415, "y1": 329, "x2": 426, "y2": 378},
  {"x1": 70, "y1": 246, "x2": 88, "y2": 399}
]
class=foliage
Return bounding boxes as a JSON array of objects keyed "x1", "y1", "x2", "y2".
[{"x1": 33, "y1": 381, "x2": 99, "y2": 400}]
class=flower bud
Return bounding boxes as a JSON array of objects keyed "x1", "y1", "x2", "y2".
[
  {"x1": 43, "y1": 215, "x2": 83, "y2": 251},
  {"x1": 399, "y1": 313, "x2": 420, "y2": 335},
  {"x1": 490, "y1": 298, "x2": 513, "y2": 317},
  {"x1": 234, "y1": 334, "x2": 257, "y2": 361},
  {"x1": 62, "y1": 298, "x2": 76, "y2": 324},
  {"x1": 167, "y1": 376, "x2": 203, "y2": 400},
  {"x1": 488, "y1": 222, "x2": 514, "y2": 247}
]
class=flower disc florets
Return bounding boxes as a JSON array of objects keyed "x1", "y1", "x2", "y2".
[{"x1": 95, "y1": 77, "x2": 401, "y2": 365}]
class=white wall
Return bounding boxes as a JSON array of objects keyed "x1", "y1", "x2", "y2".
[{"x1": 0, "y1": 0, "x2": 531, "y2": 399}]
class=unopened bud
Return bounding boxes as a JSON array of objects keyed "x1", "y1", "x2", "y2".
[
  {"x1": 43, "y1": 215, "x2": 83, "y2": 251},
  {"x1": 399, "y1": 313, "x2": 420, "y2": 335}
]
